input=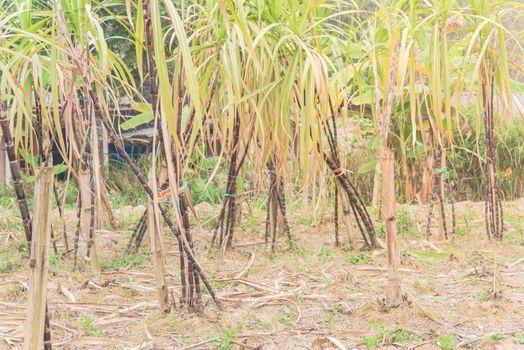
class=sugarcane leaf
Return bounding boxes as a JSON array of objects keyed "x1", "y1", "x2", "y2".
[
  {"x1": 19, "y1": 147, "x2": 41, "y2": 166},
  {"x1": 357, "y1": 159, "x2": 377, "y2": 174},
  {"x1": 131, "y1": 102, "x2": 151, "y2": 113},
  {"x1": 368, "y1": 135, "x2": 380, "y2": 150},
  {"x1": 352, "y1": 90, "x2": 373, "y2": 106},
  {"x1": 199, "y1": 156, "x2": 220, "y2": 171},
  {"x1": 120, "y1": 111, "x2": 154, "y2": 130},
  {"x1": 510, "y1": 79, "x2": 524, "y2": 93},
  {"x1": 53, "y1": 164, "x2": 68, "y2": 175}
]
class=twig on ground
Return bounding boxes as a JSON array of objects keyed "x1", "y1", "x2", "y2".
[{"x1": 235, "y1": 251, "x2": 255, "y2": 279}]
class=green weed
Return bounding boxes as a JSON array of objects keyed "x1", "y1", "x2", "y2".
[
  {"x1": 396, "y1": 206, "x2": 415, "y2": 235},
  {"x1": 437, "y1": 334, "x2": 456, "y2": 350},
  {"x1": 487, "y1": 334, "x2": 505, "y2": 341},
  {"x1": 202, "y1": 281, "x2": 226, "y2": 295},
  {"x1": 49, "y1": 255, "x2": 59, "y2": 274},
  {"x1": 362, "y1": 322, "x2": 414, "y2": 348},
  {"x1": 0, "y1": 249, "x2": 21, "y2": 273},
  {"x1": 278, "y1": 306, "x2": 292, "y2": 326},
  {"x1": 317, "y1": 246, "x2": 334, "y2": 261},
  {"x1": 210, "y1": 326, "x2": 241, "y2": 350},
  {"x1": 408, "y1": 251, "x2": 449, "y2": 262},
  {"x1": 79, "y1": 316, "x2": 103, "y2": 337},
  {"x1": 99, "y1": 252, "x2": 147, "y2": 271},
  {"x1": 345, "y1": 252, "x2": 367, "y2": 265}
]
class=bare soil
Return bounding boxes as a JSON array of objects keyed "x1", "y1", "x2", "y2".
[{"x1": 0, "y1": 200, "x2": 523, "y2": 349}]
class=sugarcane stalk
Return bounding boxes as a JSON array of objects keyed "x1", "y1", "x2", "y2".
[
  {"x1": 329, "y1": 98, "x2": 340, "y2": 247},
  {"x1": 324, "y1": 155, "x2": 377, "y2": 248},
  {"x1": 127, "y1": 208, "x2": 147, "y2": 252},
  {"x1": 276, "y1": 177, "x2": 292, "y2": 248},
  {"x1": 73, "y1": 190, "x2": 82, "y2": 270},
  {"x1": 89, "y1": 88, "x2": 220, "y2": 307},
  {"x1": 181, "y1": 194, "x2": 201, "y2": 305},
  {"x1": 0, "y1": 106, "x2": 32, "y2": 245},
  {"x1": 264, "y1": 194, "x2": 270, "y2": 244},
  {"x1": 481, "y1": 65, "x2": 503, "y2": 240}
]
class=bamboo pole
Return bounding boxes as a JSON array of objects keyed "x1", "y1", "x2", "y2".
[
  {"x1": 383, "y1": 149, "x2": 401, "y2": 306},
  {"x1": 79, "y1": 169, "x2": 99, "y2": 273},
  {"x1": 24, "y1": 167, "x2": 54, "y2": 350},
  {"x1": 148, "y1": 177, "x2": 171, "y2": 315},
  {"x1": 337, "y1": 182, "x2": 357, "y2": 249}
]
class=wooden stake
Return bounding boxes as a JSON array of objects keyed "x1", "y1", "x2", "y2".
[
  {"x1": 371, "y1": 160, "x2": 381, "y2": 209},
  {"x1": 148, "y1": 177, "x2": 171, "y2": 315},
  {"x1": 383, "y1": 149, "x2": 401, "y2": 306},
  {"x1": 337, "y1": 182, "x2": 357, "y2": 249},
  {"x1": 79, "y1": 169, "x2": 100, "y2": 273},
  {"x1": 24, "y1": 167, "x2": 54, "y2": 350}
]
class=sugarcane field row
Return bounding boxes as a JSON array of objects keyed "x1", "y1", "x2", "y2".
[{"x1": 0, "y1": 0, "x2": 523, "y2": 349}]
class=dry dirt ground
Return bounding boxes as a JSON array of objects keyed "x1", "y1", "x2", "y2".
[{"x1": 0, "y1": 199, "x2": 523, "y2": 349}]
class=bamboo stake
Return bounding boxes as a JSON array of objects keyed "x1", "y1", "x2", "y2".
[
  {"x1": 337, "y1": 182, "x2": 357, "y2": 249},
  {"x1": 383, "y1": 149, "x2": 401, "y2": 306},
  {"x1": 24, "y1": 167, "x2": 54, "y2": 350},
  {"x1": 148, "y1": 177, "x2": 171, "y2": 315},
  {"x1": 79, "y1": 168, "x2": 99, "y2": 273}
]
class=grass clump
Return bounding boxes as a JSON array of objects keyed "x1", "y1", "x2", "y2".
[
  {"x1": 278, "y1": 306, "x2": 293, "y2": 326},
  {"x1": 79, "y1": 315, "x2": 103, "y2": 337},
  {"x1": 396, "y1": 206, "x2": 416, "y2": 236},
  {"x1": 99, "y1": 252, "x2": 147, "y2": 271},
  {"x1": 345, "y1": 252, "x2": 367, "y2": 265},
  {"x1": 408, "y1": 251, "x2": 449, "y2": 262},
  {"x1": 437, "y1": 334, "x2": 456, "y2": 349},
  {"x1": 317, "y1": 246, "x2": 334, "y2": 261},
  {"x1": 209, "y1": 325, "x2": 241, "y2": 350},
  {"x1": 487, "y1": 334, "x2": 505, "y2": 341},
  {"x1": 362, "y1": 322, "x2": 415, "y2": 348}
]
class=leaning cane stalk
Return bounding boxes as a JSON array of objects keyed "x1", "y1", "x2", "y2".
[
  {"x1": 89, "y1": 88, "x2": 221, "y2": 307},
  {"x1": 0, "y1": 104, "x2": 32, "y2": 245}
]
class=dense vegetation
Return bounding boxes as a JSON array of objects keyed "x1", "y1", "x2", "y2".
[{"x1": 0, "y1": 0, "x2": 523, "y2": 348}]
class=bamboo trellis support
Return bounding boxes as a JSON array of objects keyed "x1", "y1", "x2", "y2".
[
  {"x1": 24, "y1": 167, "x2": 54, "y2": 350},
  {"x1": 383, "y1": 149, "x2": 401, "y2": 306},
  {"x1": 148, "y1": 176, "x2": 171, "y2": 315}
]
